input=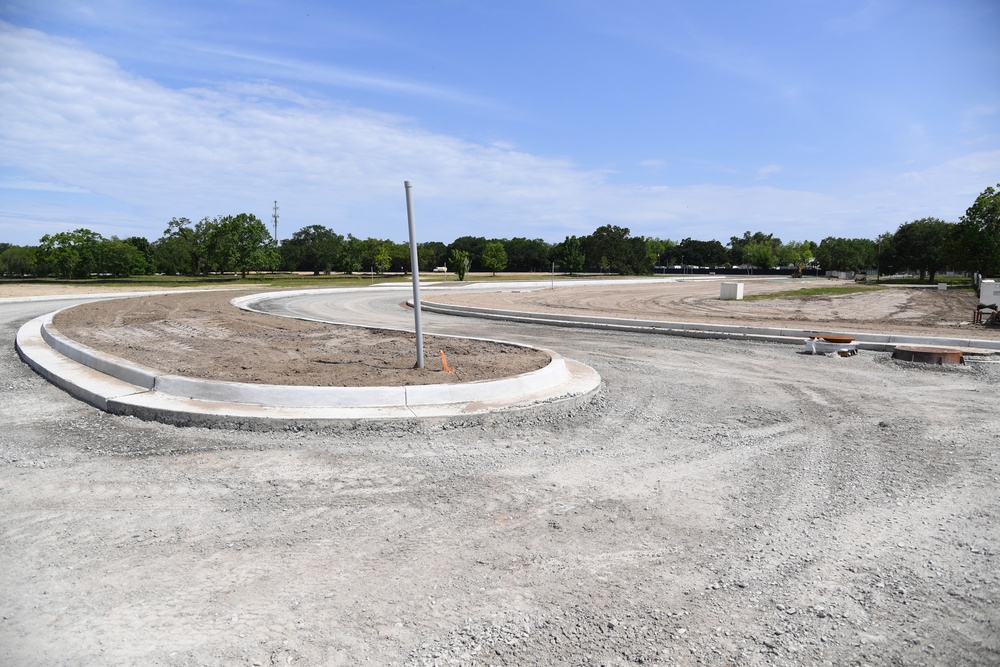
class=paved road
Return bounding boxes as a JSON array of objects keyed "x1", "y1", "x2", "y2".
[{"x1": 2, "y1": 289, "x2": 998, "y2": 666}]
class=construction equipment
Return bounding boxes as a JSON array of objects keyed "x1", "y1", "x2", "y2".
[{"x1": 975, "y1": 302, "x2": 999, "y2": 326}]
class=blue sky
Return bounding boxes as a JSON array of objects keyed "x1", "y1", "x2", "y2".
[{"x1": 1, "y1": 1, "x2": 998, "y2": 247}]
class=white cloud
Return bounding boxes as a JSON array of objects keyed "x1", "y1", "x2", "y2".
[
  {"x1": 0, "y1": 22, "x2": 995, "y2": 247},
  {"x1": 755, "y1": 164, "x2": 782, "y2": 180},
  {"x1": 0, "y1": 179, "x2": 90, "y2": 193},
  {"x1": 825, "y1": 0, "x2": 891, "y2": 34},
  {"x1": 187, "y1": 44, "x2": 497, "y2": 108}
]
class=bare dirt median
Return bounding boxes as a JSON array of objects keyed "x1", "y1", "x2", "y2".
[
  {"x1": 52, "y1": 291, "x2": 549, "y2": 386},
  {"x1": 48, "y1": 279, "x2": 999, "y2": 389}
]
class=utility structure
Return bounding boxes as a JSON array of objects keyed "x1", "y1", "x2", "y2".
[
  {"x1": 404, "y1": 181, "x2": 424, "y2": 368},
  {"x1": 271, "y1": 200, "x2": 279, "y2": 243}
]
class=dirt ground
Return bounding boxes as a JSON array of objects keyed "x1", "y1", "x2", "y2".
[
  {"x1": 2, "y1": 279, "x2": 999, "y2": 666},
  {"x1": 428, "y1": 278, "x2": 1000, "y2": 340},
  {"x1": 46, "y1": 279, "x2": 1000, "y2": 390},
  {"x1": 51, "y1": 292, "x2": 548, "y2": 387},
  {"x1": 0, "y1": 283, "x2": 209, "y2": 299}
]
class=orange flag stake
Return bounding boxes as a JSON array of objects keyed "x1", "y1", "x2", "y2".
[{"x1": 440, "y1": 350, "x2": 454, "y2": 374}]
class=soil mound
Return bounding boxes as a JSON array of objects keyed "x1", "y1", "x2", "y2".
[{"x1": 52, "y1": 291, "x2": 550, "y2": 387}]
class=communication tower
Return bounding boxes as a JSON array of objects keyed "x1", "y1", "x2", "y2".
[{"x1": 272, "y1": 200, "x2": 279, "y2": 242}]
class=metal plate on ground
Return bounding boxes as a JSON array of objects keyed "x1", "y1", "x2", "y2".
[{"x1": 891, "y1": 346, "x2": 964, "y2": 365}]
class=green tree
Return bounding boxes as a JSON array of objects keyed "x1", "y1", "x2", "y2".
[
  {"x1": 342, "y1": 235, "x2": 365, "y2": 273},
  {"x1": 417, "y1": 241, "x2": 448, "y2": 272},
  {"x1": 123, "y1": 236, "x2": 155, "y2": 275},
  {"x1": 581, "y1": 225, "x2": 649, "y2": 274},
  {"x1": 814, "y1": 237, "x2": 876, "y2": 273},
  {"x1": 742, "y1": 241, "x2": 776, "y2": 270},
  {"x1": 153, "y1": 234, "x2": 191, "y2": 275},
  {"x1": 37, "y1": 231, "x2": 84, "y2": 278},
  {"x1": 373, "y1": 243, "x2": 392, "y2": 275},
  {"x1": 892, "y1": 217, "x2": 951, "y2": 282},
  {"x1": 502, "y1": 238, "x2": 551, "y2": 272},
  {"x1": 162, "y1": 217, "x2": 214, "y2": 275},
  {"x1": 875, "y1": 232, "x2": 897, "y2": 278},
  {"x1": 450, "y1": 249, "x2": 470, "y2": 281},
  {"x1": 69, "y1": 228, "x2": 105, "y2": 277},
  {"x1": 448, "y1": 236, "x2": 487, "y2": 272},
  {"x1": 0, "y1": 245, "x2": 36, "y2": 276},
  {"x1": 676, "y1": 238, "x2": 729, "y2": 267},
  {"x1": 388, "y1": 241, "x2": 411, "y2": 273},
  {"x1": 559, "y1": 235, "x2": 585, "y2": 274},
  {"x1": 481, "y1": 240, "x2": 508, "y2": 275},
  {"x1": 777, "y1": 240, "x2": 814, "y2": 268},
  {"x1": 101, "y1": 239, "x2": 147, "y2": 277},
  {"x1": 948, "y1": 183, "x2": 1000, "y2": 277},
  {"x1": 210, "y1": 213, "x2": 272, "y2": 278},
  {"x1": 281, "y1": 225, "x2": 345, "y2": 274},
  {"x1": 729, "y1": 231, "x2": 781, "y2": 266},
  {"x1": 645, "y1": 237, "x2": 677, "y2": 270}
]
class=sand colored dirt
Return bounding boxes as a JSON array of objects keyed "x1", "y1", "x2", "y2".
[
  {"x1": 427, "y1": 277, "x2": 1000, "y2": 339},
  {"x1": 52, "y1": 291, "x2": 549, "y2": 387},
  {"x1": 47, "y1": 278, "x2": 1000, "y2": 388}
]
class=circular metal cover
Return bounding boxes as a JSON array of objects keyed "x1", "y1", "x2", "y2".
[{"x1": 891, "y1": 346, "x2": 964, "y2": 365}]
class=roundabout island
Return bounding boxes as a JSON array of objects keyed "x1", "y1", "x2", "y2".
[{"x1": 15, "y1": 288, "x2": 602, "y2": 426}]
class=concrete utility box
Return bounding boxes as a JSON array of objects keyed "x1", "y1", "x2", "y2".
[
  {"x1": 720, "y1": 282, "x2": 744, "y2": 300},
  {"x1": 981, "y1": 279, "x2": 1000, "y2": 306},
  {"x1": 938, "y1": 283, "x2": 948, "y2": 291}
]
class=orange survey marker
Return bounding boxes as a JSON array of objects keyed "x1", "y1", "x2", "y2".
[{"x1": 440, "y1": 350, "x2": 454, "y2": 374}]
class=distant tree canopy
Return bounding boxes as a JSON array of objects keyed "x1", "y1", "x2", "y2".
[
  {"x1": 581, "y1": 225, "x2": 650, "y2": 274},
  {"x1": 281, "y1": 225, "x2": 345, "y2": 275},
  {"x1": 949, "y1": 183, "x2": 1000, "y2": 277},
  {"x1": 677, "y1": 238, "x2": 728, "y2": 267},
  {"x1": 814, "y1": 237, "x2": 876, "y2": 273},
  {"x1": 555, "y1": 235, "x2": 585, "y2": 274},
  {"x1": 729, "y1": 231, "x2": 780, "y2": 267},
  {"x1": 5, "y1": 184, "x2": 997, "y2": 280},
  {"x1": 892, "y1": 218, "x2": 951, "y2": 282}
]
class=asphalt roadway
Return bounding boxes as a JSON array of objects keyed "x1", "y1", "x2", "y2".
[{"x1": 1, "y1": 285, "x2": 998, "y2": 666}]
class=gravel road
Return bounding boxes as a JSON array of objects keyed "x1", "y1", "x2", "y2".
[{"x1": 1, "y1": 289, "x2": 998, "y2": 666}]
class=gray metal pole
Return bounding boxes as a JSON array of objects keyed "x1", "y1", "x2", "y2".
[{"x1": 404, "y1": 181, "x2": 424, "y2": 368}]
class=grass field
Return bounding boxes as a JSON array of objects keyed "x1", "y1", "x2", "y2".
[{"x1": 744, "y1": 285, "x2": 888, "y2": 300}]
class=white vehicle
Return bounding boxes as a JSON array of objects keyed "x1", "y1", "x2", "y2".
[{"x1": 432, "y1": 266, "x2": 448, "y2": 272}]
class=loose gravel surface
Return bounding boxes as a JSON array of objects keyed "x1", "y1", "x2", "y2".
[{"x1": 2, "y1": 284, "x2": 999, "y2": 666}]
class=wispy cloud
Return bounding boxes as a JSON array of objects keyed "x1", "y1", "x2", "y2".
[
  {"x1": 755, "y1": 164, "x2": 782, "y2": 180},
  {"x1": 580, "y1": 5, "x2": 803, "y2": 101},
  {"x1": 0, "y1": 21, "x2": 994, "y2": 247},
  {"x1": 184, "y1": 43, "x2": 496, "y2": 109},
  {"x1": 825, "y1": 0, "x2": 892, "y2": 34},
  {"x1": 0, "y1": 179, "x2": 90, "y2": 193}
]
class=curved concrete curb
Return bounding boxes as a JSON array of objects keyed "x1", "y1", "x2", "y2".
[
  {"x1": 418, "y1": 301, "x2": 1000, "y2": 354},
  {"x1": 15, "y1": 304, "x2": 602, "y2": 426}
]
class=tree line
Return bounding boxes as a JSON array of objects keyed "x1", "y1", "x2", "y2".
[{"x1": 2, "y1": 184, "x2": 998, "y2": 281}]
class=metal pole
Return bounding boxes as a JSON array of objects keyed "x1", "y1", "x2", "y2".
[
  {"x1": 551, "y1": 261, "x2": 555, "y2": 289},
  {"x1": 404, "y1": 181, "x2": 424, "y2": 369}
]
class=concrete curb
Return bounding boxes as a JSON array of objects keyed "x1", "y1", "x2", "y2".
[
  {"x1": 418, "y1": 301, "x2": 1000, "y2": 354},
  {"x1": 15, "y1": 302, "x2": 602, "y2": 426}
]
